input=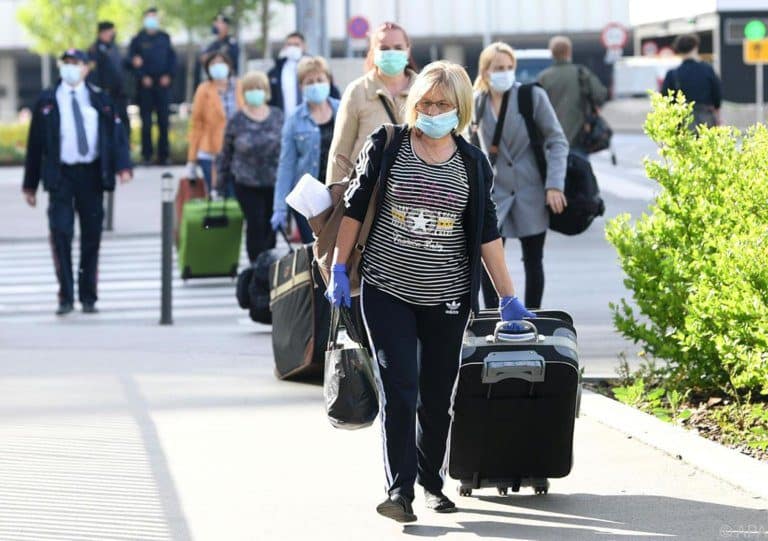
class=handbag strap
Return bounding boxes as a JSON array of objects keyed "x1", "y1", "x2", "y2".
[
  {"x1": 517, "y1": 83, "x2": 548, "y2": 184},
  {"x1": 378, "y1": 94, "x2": 398, "y2": 124},
  {"x1": 489, "y1": 90, "x2": 510, "y2": 160},
  {"x1": 355, "y1": 123, "x2": 395, "y2": 253},
  {"x1": 327, "y1": 306, "x2": 341, "y2": 350},
  {"x1": 276, "y1": 225, "x2": 295, "y2": 254}
]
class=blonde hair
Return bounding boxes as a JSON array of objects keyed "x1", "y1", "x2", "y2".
[
  {"x1": 473, "y1": 42, "x2": 516, "y2": 92},
  {"x1": 404, "y1": 61, "x2": 473, "y2": 133},
  {"x1": 241, "y1": 71, "x2": 270, "y2": 101},
  {"x1": 549, "y1": 35, "x2": 572, "y2": 61},
  {"x1": 297, "y1": 56, "x2": 331, "y2": 84}
]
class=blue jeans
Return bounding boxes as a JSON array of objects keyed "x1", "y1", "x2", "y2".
[{"x1": 198, "y1": 158, "x2": 234, "y2": 198}]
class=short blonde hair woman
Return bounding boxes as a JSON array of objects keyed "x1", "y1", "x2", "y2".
[
  {"x1": 472, "y1": 41, "x2": 569, "y2": 311},
  {"x1": 240, "y1": 71, "x2": 271, "y2": 101},
  {"x1": 326, "y1": 61, "x2": 534, "y2": 522},
  {"x1": 272, "y1": 56, "x2": 340, "y2": 242},
  {"x1": 324, "y1": 22, "x2": 418, "y2": 184}
]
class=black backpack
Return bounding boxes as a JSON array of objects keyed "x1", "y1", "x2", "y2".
[{"x1": 518, "y1": 83, "x2": 606, "y2": 236}]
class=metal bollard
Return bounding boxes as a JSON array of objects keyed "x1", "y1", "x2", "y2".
[
  {"x1": 104, "y1": 192, "x2": 115, "y2": 231},
  {"x1": 160, "y1": 172, "x2": 174, "y2": 325}
]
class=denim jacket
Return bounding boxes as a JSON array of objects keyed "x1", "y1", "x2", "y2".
[{"x1": 274, "y1": 98, "x2": 340, "y2": 213}]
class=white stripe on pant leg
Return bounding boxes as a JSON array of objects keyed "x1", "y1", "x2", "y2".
[
  {"x1": 360, "y1": 279, "x2": 394, "y2": 489},
  {"x1": 439, "y1": 311, "x2": 473, "y2": 484}
]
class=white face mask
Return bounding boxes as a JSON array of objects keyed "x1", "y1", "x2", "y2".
[
  {"x1": 281, "y1": 45, "x2": 303, "y2": 61},
  {"x1": 489, "y1": 69, "x2": 516, "y2": 93}
]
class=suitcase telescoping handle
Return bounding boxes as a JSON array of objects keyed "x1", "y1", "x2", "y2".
[{"x1": 492, "y1": 320, "x2": 539, "y2": 344}]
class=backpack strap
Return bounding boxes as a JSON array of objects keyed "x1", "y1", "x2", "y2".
[
  {"x1": 517, "y1": 83, "x2": 548, "y2": 183},
  {"x1": 489, "y1": 89, "x2": 510, "y2": 160}
]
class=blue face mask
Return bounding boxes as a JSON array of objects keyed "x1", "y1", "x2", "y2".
[
  {"x1": 209, "y1": 62, "x2": 229, "y2": 80},
  {"x1": 303, "y1": 82, "x2": 330, "y2": 104},
  {"x1": 415, "y1": 109, "x2": 459, "y2": 139},
  {"x1": 374, "y1": 50, "x2": 409, "y2": 76},
  {"x1": 143, "y1": 16, "x2": 159, "y2": 31},
  {"x1": 59, "y1": 64, "x2": 83, "y2": 86},
  {"x1": 244, "y1": 89, "x2": 266, "y2": 107}
]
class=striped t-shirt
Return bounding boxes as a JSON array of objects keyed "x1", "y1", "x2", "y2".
[{"x1": 361, "y1": 134, "x2": 471, "y2": 306}]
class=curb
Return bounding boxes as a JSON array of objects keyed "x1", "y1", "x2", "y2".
[{"x1": 581, "y1": 389, "x2": 768, "y2": 500}]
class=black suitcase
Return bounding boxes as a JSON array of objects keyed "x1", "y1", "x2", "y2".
[
  {"x1": 449, "y1": 312, "x2": 580, "y2": 497},
  {"x1": 269, "y1": 245, "x2": 330, "y2": 380}
]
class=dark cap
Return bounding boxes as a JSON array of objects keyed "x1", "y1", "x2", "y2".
[
  {"x1": 98, "y1": 21, "x2": 115, "y2": 32},
  {"x1": 144, "y1": 6, "x2": 158, "y2": 15},
  {"x1": 214, "y1": 13, "x2": 231, "y2": 24},
  {"x1": 60, "y1": 48, "x2": 89, "y2": 63}
]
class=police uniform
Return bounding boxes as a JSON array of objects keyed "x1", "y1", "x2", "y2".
[
  {"x1": 22, "y1": 49, "x2": 132, "y2": 313},
  {"x1": 128, "y1": 28, "x2": 177, "y2": 163},
  {"x1": 87, "y1": 34, "x2": 129, "y2": 133}
]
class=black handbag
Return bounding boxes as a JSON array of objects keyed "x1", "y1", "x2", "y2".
[
  {"x1": 577, "y1": 66, "x2": 612, "y2": 154},
  {"x1": 324, "y1": 308, "x2": 379, "y2": 430},
  {"x1": 518, "y1": 83, "x2": 605, "y2": 236}
]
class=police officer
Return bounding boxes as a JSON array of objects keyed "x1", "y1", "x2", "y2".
[
  {"x1": 22, "y1": 49, "x2": 133, "y2": 316},
  {"x1": 200, "y1": 14, "x2": 240, "y2": 75},
  {"x1": 128, "y1": 7, "x2": 177, "y2": 165},
  {"x1": 88, "y1": 21, "x2": 129, "y2": 134}
]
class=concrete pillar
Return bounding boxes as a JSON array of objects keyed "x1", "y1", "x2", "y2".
[{"x1": 0, "y1": 56, "x2": 19, "y2": 122}]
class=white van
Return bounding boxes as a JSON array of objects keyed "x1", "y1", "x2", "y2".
[{"x1": 514, "y1": 49, "x2": 553, "y2": 84}]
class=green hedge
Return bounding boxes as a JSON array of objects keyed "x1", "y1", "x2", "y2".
[
  {"x1": 607, "y1": 93, "x2": 768, "y2": 398},
  {"x1": 0, "y1": 118, "x2": 189, "y2": 166}
]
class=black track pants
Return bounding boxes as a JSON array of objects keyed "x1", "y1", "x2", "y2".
[{"x1": 361, "y1": 281, "x2": 470, "y2": 501}]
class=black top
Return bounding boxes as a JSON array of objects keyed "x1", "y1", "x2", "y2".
[
  {"x1": 317, "y1": 117, "x2": 334, "y2": 185},
  {"x1": 87, "y1": 39, "x2": 125, "y2": 98},
  {"x1": 344, "y1": 125, "x2": 500, "y2": 314},
  {"x1": 128, "y1": 30, "x2": 177, "y2": 79},
  {"x1": 23, "y1": 84, "x2": 132, "y2": 193},
  {"x1": 661, "y1": 59, "x2": 722, "y2": 108}
]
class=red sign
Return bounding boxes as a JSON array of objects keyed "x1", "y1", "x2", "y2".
[
  {"x1": 642, "y1": 41, "x2": 659, "y2": 56},
  {"x1": 601, "y1": 22, "x2": 629, "y2": 49},
  {"x1": 348, "y1": 16, "x2": 370, "y2": 40}
]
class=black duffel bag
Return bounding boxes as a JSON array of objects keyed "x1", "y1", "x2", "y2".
[
  {"x1": 548, "y1": 153, "x2": 606, "y2": 235},
  {"x1": 518, "y1": 83, "x2": 606, "y2": 236}
]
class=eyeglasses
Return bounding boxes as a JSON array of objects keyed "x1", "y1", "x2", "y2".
[{"x1": 416, "y1": 100, "x2": 455, "y2": 114}]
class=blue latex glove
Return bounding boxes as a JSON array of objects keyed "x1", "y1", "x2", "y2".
[
  {"x1": 499, "y1": 296, "x2": 536, "y2": 331},
  {"x1": 326, "y1": 263, "x2": 352, "y2": 308},
  {"x1": 270, "y1": 209, "x2": 287, "y2": 232}
]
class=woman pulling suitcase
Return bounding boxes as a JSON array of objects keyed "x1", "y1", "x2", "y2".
[{"x1": 325, "y1": 61, "x2": 534, "y2": 523}]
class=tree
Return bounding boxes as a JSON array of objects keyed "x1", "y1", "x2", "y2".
[{"x1": 17, "y1": 0, "x2": 143, "y2": 55}]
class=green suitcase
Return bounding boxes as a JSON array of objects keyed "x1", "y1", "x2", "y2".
[{"x1": 178, "y1": 198, "x2": 244, "y2": 279}]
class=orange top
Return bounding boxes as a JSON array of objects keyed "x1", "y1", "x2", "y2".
[{"x1": 187, "y1": 79, "x2": 244, "y2": 162}]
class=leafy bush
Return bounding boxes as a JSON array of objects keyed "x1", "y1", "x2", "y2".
[
  {"x1": 0, "y1": 118, "x2": 189, "y2": 166},
  {"x1": 607, "y1": 93, "x2": 768, "y2": 398},
  {"x1": 0, "y1": 122, "x2": 30, "y2": 165}
]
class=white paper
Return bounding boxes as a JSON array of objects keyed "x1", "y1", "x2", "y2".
[{"x1": 286, "y1": 174, "x2": 332, "y2": 218}]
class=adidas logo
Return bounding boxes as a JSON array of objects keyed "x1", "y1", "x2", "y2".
[{"x1": 445, "y1": 300, "x2": 461, "y2": 315}]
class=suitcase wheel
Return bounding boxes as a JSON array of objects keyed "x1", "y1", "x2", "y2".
[
  {"x1": 458, "y1": 486, "x2": 472, "y2": 497},
  {"x1": 497, "y1": 487, "x2": 508, "y2": 496},
  {"x1": 532, "y1": 479, "x2": 550, "y2": 495}
]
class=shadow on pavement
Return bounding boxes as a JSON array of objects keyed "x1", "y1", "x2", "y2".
[{"x1": 402, "y1": 493, "x2": 766, "y2": 540}]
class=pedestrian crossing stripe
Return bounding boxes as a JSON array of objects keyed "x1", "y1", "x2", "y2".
[{"x1": 0, "y1": 235, "x2": 252, "y2": 324}]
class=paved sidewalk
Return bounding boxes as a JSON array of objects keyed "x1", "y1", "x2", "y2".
[{"x1": 1, "y1": 324, "x2": 766, "y2": 541}]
